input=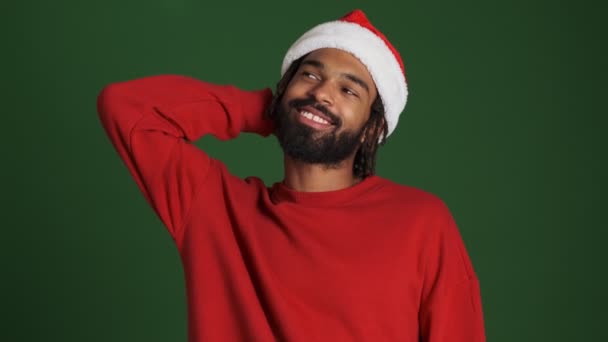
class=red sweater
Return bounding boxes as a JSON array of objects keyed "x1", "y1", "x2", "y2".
[{"x1": 97, "y1": 75, "x2": 485, "y2": 341}]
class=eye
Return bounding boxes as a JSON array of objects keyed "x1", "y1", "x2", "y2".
[
  {"x1": 342, "y1": 87, "x2": 358, "y2": 97},
  {"x1": 302, "y1": 71, "x2": 320, "y2": 80}
]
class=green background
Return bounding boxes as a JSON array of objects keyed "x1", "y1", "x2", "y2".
[{"x1": 3, "y1": 0, "x2": 606, "y2": 341}]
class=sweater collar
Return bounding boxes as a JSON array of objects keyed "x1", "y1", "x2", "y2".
[{"x1": 269, "y1": 175, "x2": 383, "y2": 207}]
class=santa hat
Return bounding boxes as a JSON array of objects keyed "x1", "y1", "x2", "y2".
[{"x1": 281, "y1": 9, "x2": 408, "y2": 139}]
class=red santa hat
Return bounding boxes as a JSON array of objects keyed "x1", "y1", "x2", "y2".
[{"x1": 281, "y1": 9, "x2": 408, "y2": 139}]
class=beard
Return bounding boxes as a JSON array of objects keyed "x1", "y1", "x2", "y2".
[{"x1": 272, "y1": 97, "x2": 365, "y2": 167}]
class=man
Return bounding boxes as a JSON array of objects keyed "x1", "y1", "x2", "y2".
[{"x1": 97, "y1": 9, "x2": 485, "y2": 342}]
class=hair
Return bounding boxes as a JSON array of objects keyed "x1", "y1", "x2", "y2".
[{"x1": 267, "y1": 55, "x2": 388, "y2": 179}]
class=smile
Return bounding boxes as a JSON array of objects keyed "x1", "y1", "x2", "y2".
[
  {"x1": 299, "y1": 110, "x2": 331, "y2": 125},
  {"x1": 295, "y1": 104, "x2": 337, "y2": 130}
]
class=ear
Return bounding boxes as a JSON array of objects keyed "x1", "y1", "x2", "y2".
[
  {"x1": 360, "y1": 128, "x2": 368, "y2": 143},
  {"x1": 359, "y1": 121, "x2": 375, "y2": 144},
  {"x1": 361, "y1": 114, "x2": 386, "y2": 144}
]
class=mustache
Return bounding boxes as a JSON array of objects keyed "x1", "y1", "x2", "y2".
[{"x1": 288, "y1": 97, "x2": 342, "y2": 126}]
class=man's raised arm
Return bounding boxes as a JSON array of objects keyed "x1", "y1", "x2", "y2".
[{"x1": 96, "y1": 75, "x2": 273, "y2": 243}]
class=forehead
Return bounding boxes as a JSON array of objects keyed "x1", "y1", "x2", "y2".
[{"x1": 302, "y1": 49, "x2": 376, "y2": 88}]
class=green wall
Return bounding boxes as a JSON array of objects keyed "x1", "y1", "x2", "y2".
[{"x1": 3, "y1": 0, "x2": 606, "y2": 341}]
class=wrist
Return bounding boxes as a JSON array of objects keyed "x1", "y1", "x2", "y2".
[{"x1": 241, "y1": 88, "x2": 274, "y2": 136}]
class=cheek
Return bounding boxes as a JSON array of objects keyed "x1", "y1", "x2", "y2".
[
  {"x1": 284, "y1": 79, "x2": 308, "y2": 97},
  {"x1": 280, "y1": 84, "x2": 299, "y2": 108},
  {"x1": 344, "y1": 104, "x2": 371, "y2": 130}
]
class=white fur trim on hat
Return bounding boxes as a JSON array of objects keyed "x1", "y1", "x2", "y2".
[{"x1": 281, "y1": 20, "x2": 408, "y2": 139}]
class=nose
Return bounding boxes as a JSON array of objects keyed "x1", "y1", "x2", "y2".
[{"x1": 307, "y1": 81, "x2": 335, "y2": 106}]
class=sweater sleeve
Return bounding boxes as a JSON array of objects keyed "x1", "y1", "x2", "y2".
[
  {"x1": 419, "y1": 201, "x2": 486, "y2": 342},
  {"x1": 96, "y1": 75, "x2": 274, "y2": 244}
]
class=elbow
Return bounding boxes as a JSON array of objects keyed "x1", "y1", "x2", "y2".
[
  {"x1": 96, "y1": 80, "x2": 145, "y2": 141},
  {"x1": 97, "y1": 82, "x2": 125, "y2": 123}
]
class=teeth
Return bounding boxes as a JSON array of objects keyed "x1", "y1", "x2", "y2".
[{"x1": 300, "y1": 110, "x2": 330, "y2": 124}]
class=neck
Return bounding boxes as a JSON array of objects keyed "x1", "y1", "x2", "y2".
[{"x1": 282, "y1": 155, "x2": 361, "y2": 192}]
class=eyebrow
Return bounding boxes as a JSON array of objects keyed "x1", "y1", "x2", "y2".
[{"x1": 301, "y1": 59, "x2": 371, "y2": 94}]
